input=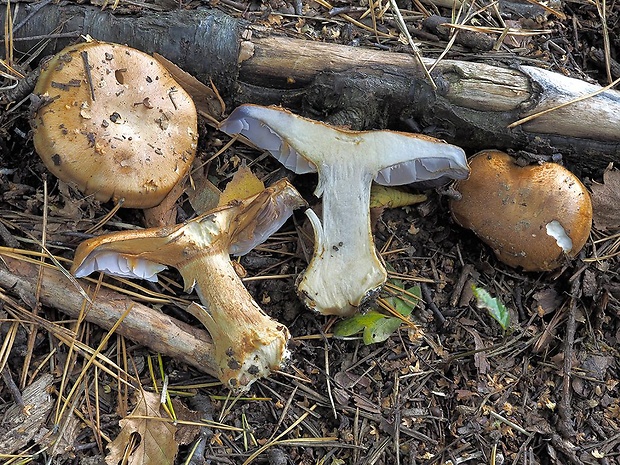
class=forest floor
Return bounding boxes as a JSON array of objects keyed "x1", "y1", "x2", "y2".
[{"x1": 1, "y1": 0, "x2": 620, "y2": 464}]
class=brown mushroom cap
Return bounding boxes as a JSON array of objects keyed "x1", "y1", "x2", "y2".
[
  {"x1": 450, "y1": 150, "x2": 592, "y2": 271},
  {"x1": 31, "y1": 41, "x2": 198, "y2": 208}
]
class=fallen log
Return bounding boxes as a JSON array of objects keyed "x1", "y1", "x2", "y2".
[
  {"x1": 0, "y1": 255, "x2": 219, "y2": 378},
  {"x1": 3, "y1": 3, "x2": 620, "y2": 174}
]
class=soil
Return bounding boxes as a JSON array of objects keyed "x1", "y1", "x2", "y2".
[{"x1": 1, "y1": 0, "x2": 619, "y2": 464}]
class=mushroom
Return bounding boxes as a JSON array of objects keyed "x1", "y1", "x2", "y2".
[
  {"x1": 450, "y1": 150, "x2": 592, "y2": 271},
  {"x1": 71, "y1": 179, "x2": 307, "y2": 390},
  {"x1": 30, "y1": 40, "x2": 198, "y2": 210},
  {"x1": 219, "y1": 104, "x2": 469, "y2": 316}
]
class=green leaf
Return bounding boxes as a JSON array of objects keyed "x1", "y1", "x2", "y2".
[
  {"x1": 333, "y1": 311, "x2": 386, "y2": 338},
  {"x1": 333, "y1": 285, "x2": 421, "y2": 345},
  {"x1": 390, "y1": 285, "x2": 422, "y2": 318},
  {"x1": 362, "y1": 312, "x2": 403, "y2": 344},
  {"x1": 472, "y1": 286, "x2": 510, "y2": 330}
]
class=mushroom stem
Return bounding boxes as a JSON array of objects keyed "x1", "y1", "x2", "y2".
[
  {"x1": 181, "y1": 254, "x2": 289, "y2": 389},
  {"x1": 71, "y1": 179, "x2": 306, "y2": 390},
  {"x1": 220, "y1": 104, "x2": 469, "y2": 316},
  {"x1": 299, "y1": 163, "x2": 385, "y2": 316}
]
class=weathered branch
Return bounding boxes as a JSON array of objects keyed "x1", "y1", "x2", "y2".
[
  {"x1": 0, "y1": 255, "x2": 219, "y2": 377},
  {"x1": 239, "y1": 37, "x2": 620, "y2": 175},
  {"x1": 3, "y1": 3, "x2": 620, "y2": 173}
]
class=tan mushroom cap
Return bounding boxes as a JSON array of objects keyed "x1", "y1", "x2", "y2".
[
  {"x1": 31, "y1": 41, "x2": 198, "y2": 208},
  {"x1": 450, "y1": 150, "x2": 592, "y2": 271}
]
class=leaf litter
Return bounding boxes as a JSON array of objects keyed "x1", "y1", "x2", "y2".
[
  {"x1": 590, "y1": 164, "x2": 620, "y2": 231},
  {"x1": 0, "y1": 0, "x2": 619, "y2": 463},
  {"x1": 106, "y1": 391, "x2": 178, "y2": 465}
]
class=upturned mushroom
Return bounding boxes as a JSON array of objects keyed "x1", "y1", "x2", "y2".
[
  {"x1": 450, "y1": 150, "x2": 592, "y2": 271},
  {"x1": 30, "y1": 40, "x2": 198, "y2": 210},
  {"x1": 219, "y1": 104, "x2": 469, "y2": 316},
  {"x1": 71, "y1": 179, "x2": 307, "y2": 390}
]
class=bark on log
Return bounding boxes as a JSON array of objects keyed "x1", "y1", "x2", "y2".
[
  {"x1": 4, "y1": 3, "x2": 620, "y2": 173},
  {"x1": 0, "y1": 255, "x2": 219, "y2": 377}
]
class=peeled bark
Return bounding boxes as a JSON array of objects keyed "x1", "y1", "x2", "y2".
[{"x1": 4, "y1": 3, "x2": 620, "y2": 172}]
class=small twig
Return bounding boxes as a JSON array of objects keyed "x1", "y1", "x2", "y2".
[
  {"x1": 488, "y1": 410, "x2": 530, "y2": 436},
  {"x1": 420, "y1": 282, "x2": 446, "y2": 326},
  {"x1": 187, "y1": 394, "x2": 215, "y2": 465},
  {"x1": 313, "y1": 0, "x2": 395, "y2": 38},
  {"x1": 557, "y1": 277, "x2": 580, "y2": 439},
  {"x1": 11, "y1": 31, "x2": 81, "y2": 42},
  {"x1": 594, "y1": 0, "x2": 612, "y2": 84},
  {"x1": 81, "y1": 50, "x2": 96, "y2": 101},
  {"x1": 548, "y1": 432, "x2": 585, "y2": 465},
  {"x1": 393, "y1": 372, "x2": 401, "y2": 465},
  {"x1": 449, "y1": 263, "x2": 474, "y2": 307},
  {"x1": 1, "y1": 365, "x2": 26, "y2": 410},
  {"x1": 324, "y1": 341, "x2": 337, "y2": 420},
  {"x1": 388, "y1": 0, "x2": 436, "y2": 90}
]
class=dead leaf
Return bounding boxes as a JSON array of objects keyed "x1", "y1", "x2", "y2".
[
  {"x1": 153, "y1": 53, "x2": 224, "y2": 120},
  {"x1": 532, "y1": 288, "x2": 562, "y2": 315},
  {"x1": 187, "y1": 170, "x2": 222, "y2": 214},
  {"x1": 46, "y1": 413, "x2": 83, "y2": 457},
  {"x1": 171, "y1": 398, "x2": 204, "y2": 445},
  {"x1": 463, "y1": 326, "x2": 490, "y2": 375},
  {"x1": 218, "y1": 165, "x2": 265, "y2": 206},
  {"x1": 106, "y1": 391, "x2": 177, "y2": 465},
  {"x1": 455, "y1": 389, "x2": 478, "y2": 401},
  {"x1": 143, "y1": 177, "x2": 187, "y2": 228},
  {"x1": 590, "y1": 165, "x2": 620, "y2": 230}
]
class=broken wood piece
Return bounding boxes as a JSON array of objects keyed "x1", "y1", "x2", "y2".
[
  {"x1": 0, "y1": 373, "x2": 54, "y2": 454},
  {"x1": 0, "y1": 255, "x2": 219, "y2": 378},
  {"x1": 4, "y1": 3, "x2": 620, "y2": 174}
]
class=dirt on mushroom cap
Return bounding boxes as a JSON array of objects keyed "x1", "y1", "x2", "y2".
[{"x1": 30, "y1": 40, "x2": 198, "y2": 208}]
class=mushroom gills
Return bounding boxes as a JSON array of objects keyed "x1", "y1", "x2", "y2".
[
  {"x1": 74, "y1": 250, "x2": 166, "y2": 282},
  {"x1": 375, "y1": 157, "x2": 469, "y2": 186},
  {"x1": 71, "y1": 179, "x2": 306, "y2": 390},
  {"x1": 222, "y1": 116, "x2": 316, "y2": 174}
]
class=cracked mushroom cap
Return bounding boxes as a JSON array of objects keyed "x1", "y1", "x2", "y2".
[
  {"x1": 450, "y1": 150, "x2": 592, "y2": 271},
  {"x1": 31, "y1": 41, "x2": 198, "y2": 208}
]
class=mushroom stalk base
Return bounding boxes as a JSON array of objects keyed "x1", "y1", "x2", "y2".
[
  {"x1": 180, "y1": 253, "x2": 290, "y2": 391},
  {"x1": 298, "y1": 162, "x2": 387, "y2": 316}
]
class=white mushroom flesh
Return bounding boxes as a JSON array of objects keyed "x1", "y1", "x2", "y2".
[
  {"x1": 220, "y1": 104, "x2": 469, "y2": 316},
  {"x1": 546, "y1": 220, "x2": 573, "y2": 252}
]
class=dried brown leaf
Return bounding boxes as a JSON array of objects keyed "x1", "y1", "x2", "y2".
[
  {"x1": 170, "y1": 398, "x2": 204, "y2": 445},
  {"x1": 532, "y1": 288, "x2": 562, "y2": 315},
  {"x1": 46, "y1": 413, "x2": 83, "y2": 457},
  {"x1": 106, "y1": 391, "x2": 177, "y2": 465},
  {"x1": 591, "y1": 165, "x2": 620, "y2": 231},
  {"x1": 153, "y1": 53, "x2": 223, "y2": 120},
  {"x1": 463, "y1": 325, "x2": 490, "y2": 375},
  {"x1": 187, "y1": 169, "x2": 222, "y2": 214},
  {"x1": 143, "y1": 177, "x2": 187, "y2": 228},
  {"x1": 218, "y1": 164, "x2": 265, "y2": 206}
]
